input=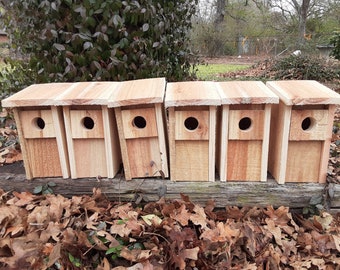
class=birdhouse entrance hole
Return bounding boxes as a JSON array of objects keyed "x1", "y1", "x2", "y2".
[
  {"x1": 33, "y1": 117, "x2": 45, "y2": 130},
  {"x1": 301, "y1": 117, "x2": 315, "y2": 131},
  {"x1": 184, "y1": 117, "x2": 199, "y2": 131},
  {"x1": 133, "y1": 116, "x2": 147, "y2": 129},
  {"x1": 238, "y1": 117, "x2": 252, "y2": 131},
  {"x1": 82, "y1": 116, "x2": 95, "y2": 130}
]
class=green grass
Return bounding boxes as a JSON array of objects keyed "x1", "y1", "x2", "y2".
[{"x1": 194, "y1": 63, "x2": 250, "y2": 81}]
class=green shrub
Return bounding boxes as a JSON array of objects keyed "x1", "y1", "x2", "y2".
[
  {"x1": 330, "y1": 31, "x2": 340, "y2": 60},
  {"x1": 0, "y1": 0, "x2": 198, "y2": 82}
]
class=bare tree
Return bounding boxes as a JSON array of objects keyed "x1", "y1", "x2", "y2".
[{"x1": 214, "y1": 0, "x2": 226, "y2": 29}]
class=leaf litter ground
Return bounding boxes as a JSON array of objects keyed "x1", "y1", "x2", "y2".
[{"x1": 0, "y1": 189, "x2": 339, "y2": 270}]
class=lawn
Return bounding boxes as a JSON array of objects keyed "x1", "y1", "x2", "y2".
[{"x1": 195, "y1": 63, "x2": 250, "y2": 80}]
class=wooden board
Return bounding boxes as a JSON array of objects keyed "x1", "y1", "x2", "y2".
[
  {"x1": 285, "y1": 141, "x2": 322, "y2": 183},
  {"x1": 2, "y1": 170, "x2": 339, "y2": 209},
  {"x1": 227, "y1": 140, "x2": 262, "y2": 181},
  {"x1": 175, "y1": 110, "x2": 210, "y2": 140},
  {"x1": 73, "y1": 139, "x2": 108, "y2": 178},
  {"x1": 126, "y1": 137, "x2": 162, "y2": 178},
  {"x1": 55, "y1": 81, "x2": 120, "y2": 106},
  {"x1": 165, "y1": 81, "x2": 221, "y2": 107},
  {"x1": 70, "y1": 109, "x2": 105, "y2": 139},
  {"x1": 172, "y1": 140, "x2": 209, "y2": 181},
  {"x1": 218, "y1": 81, "x2": 279, "y2": 105},
  {"x1": 26, "y1": 139, "x2": 62, "y2": 177},
  {"x1": 109, "y1": 78, "x2": 166, "y2": 107},
  {"x1": 1, "y1": 83, "x2": 73, "y2": 107},
  {"x1": 266, "y1": 80, "x2": 340, "y2": 106}
]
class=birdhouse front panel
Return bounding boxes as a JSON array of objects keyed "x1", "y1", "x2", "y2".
[
  {"x1": 165, "y1": 81, "x2": 221, "y2": 182},
  {"x1": 267, "y1": 80, "x2": 340, "y2": 184},
  {"x1": 218, "y1": 81, "x2": 279, "y2": 182}
]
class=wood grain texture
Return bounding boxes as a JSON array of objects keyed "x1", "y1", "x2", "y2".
[
  {"x1": 70, "y1": 109, "x2": 105, "y2": 139},
  {"x1": 1, "y1": 83, "x2": 74, "y2": 107},
  {"x1": 26, "y1": 139, "x2": 62, "y2": 177},
  {"x1": 73, "y1": 139, "x2": 107, "y2": 178},
  {"x1": 266, "y1": 80, "x2": 340, "y2": 106},
  {"x1": 285, "y1": 141, "x2": 322, "y2": 183},
  {"x1": 227, "y1": 140, "x2": 262, "y2": 181},
  {"x1": 218, "y1": 81, "x2": 279, "y2": 105},
  {"x1": 165, "y1": 81, "x2": 221, "y2": 107},
  {"x1": 109, "y1": 78, "x2": 166, "y2": 107},
  {"x1": 2, "y1": 171, "x2": 339, "y2": 209},
  {"x1": 172, "y1": 140, "x2": 209, "y2": 181}
]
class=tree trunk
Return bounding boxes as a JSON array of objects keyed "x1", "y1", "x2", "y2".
[
  {"x1": 214, "y1": 0, "x2": 226, "y2": 30},
  {"x1": 292, "y1": 0, "x2": 311, "y2": 47}
]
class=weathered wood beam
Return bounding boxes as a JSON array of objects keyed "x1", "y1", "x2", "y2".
[{"x1": 1, "y1": 172, "x2": 339, "y2": 209}]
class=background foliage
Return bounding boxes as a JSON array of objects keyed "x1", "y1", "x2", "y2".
[{"x1": 0, "y1": 0, "x2": 198, "y2": 86}]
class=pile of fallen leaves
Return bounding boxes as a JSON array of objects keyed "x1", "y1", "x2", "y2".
[{"x1": 0, "y1": 189, "x2": 339, "y2": 269}]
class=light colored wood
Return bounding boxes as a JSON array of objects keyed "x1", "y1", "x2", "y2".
[
  {"x1": 114, "y1": 107, "x2": 132, "y2": 180},
  {"x1": 172, "y1": 141, "x2": 209, "y2": 181},
  {"x1": 268, "y1": 101, "x2": 292, "y2": 184},
  {"x1": 20, "y1": 110, "x2": 56, "y2": 138},
  {"x1": 121, "y1": 107, "x2": 158, "y2": 139},
  {"x1": 51, "y1": 107, "x2": 70, "y2": 178},
  {"x1": 73, "y1": 139, "x2": 107, "y2": 178},
  {"x1": 219, "y1": 105, "x2": 229, "y2": 182},
  {"x1": 126, "y1": 137, "x2": 162, "y2": 178},
  {"x1": 26, "y1": 138, "x2": 62, "y2": 177},
  {"x1": 289, "y1": 109, "x2": 329, "y2": 140},
  {"x1": 165, "y1": 81, "x2": 221, "y2": 107},
  {"x1": 208, "y1": 106, "x2": 217, "y2": 182},
  {"x1": 13, "y1": 108, "x2": 32, "y2": 179},
  {"x1": 109, "y1": 78, "x2": 166, "y2": 108},
  {"x1": 69, "y1": 109, "x2": 104, "y2": 139},
  {"x1": 174, "y1": 110, "x2": 210, "y2": 140},
  {"x1": 102, "y1": 106, "x2": 121, "y2": 179},
  {"x1": 228, "y1": 110, "x2": 264, "y2": 140},
  {"x1": 63, "y1": 106, "x2": 77, "y2": 178},
  {"x1": 218, "y1": 81, "x2": 279, "y2": 105},
  {"x1": 266, "y1": 80, "x2": 340, "y2": 106},
  {"x1": 155, "y1": 103, "x2": 169, "y2": 178},
  {"x1": 2, "y1": 172, "x2": 340, "y2": 209},
  {"x1": 227, "y1": 140, "x2": 262, "y2": 181},
  {"x1": 319, "y1": 105, "x2": 336, "y2": 183},
  {"x1": 285, "y1": 141, "x2": 322, "y2": 182},
  {"x1": 1, "y1": 83, "x2": 74, "y2": 107},
  {"x1": 55, "y1": 81, "x2": 120, "y2": 106},
  {"x1": 261, "y1": 104, "x2": 272, "y2": 182},
  {"x1": 168, "y1": 107, "x2": 176, "y2": 181}
]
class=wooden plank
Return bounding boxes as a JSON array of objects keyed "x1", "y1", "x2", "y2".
[
  {"x1": 51, "y1": 107, "x2": 70, "y2": 179},
  {"x1": 19, "y1": 110, "x2": 56, "y2": 138},
  {"x1": 114, "y1": 107, "x2": 132, "y2": 180},
  {"x1": 218, "y1": 105, "x2": 229, "y2": 182},
  {"x1": 208, "y1": 106, "x2": 217, "y2": 182},
  {"x1": 63, "y1": 106, "x2": 77, "y2": 179},
  {"x1": 69, "y1": 109, "x2": 105, "y2": 139},
  {"x1": 174, "y1": 110, "x2": 210, "y2": 140},
  {"x1": 261, "y1": 104, "x2": 271, "y2": 182},
  {"x1": 121, "y1": 107, "x2": 158, "y2": 139},
  {"x1": 26, "y1": 139, "x2": 62, "y2": 177},
  {"x1": 218, "y1": 81, "x2": 279, "y2": 105},
  {"x1": 1, "y1": 83, "x2": 74, "y2": 107},
  {"x1": 319, "y1": 105, "x2": 336, "y2": 183},
  {"x1": 266, "y1": 80, "x2": 340, "y2": 106},
  {"x1": 286, "y1": 141, "x2": 322, "y2": 183},
  {"x1": 126, "y1": 137, "x2": 162, "y2": 178},
  {"x1": 227, "y1": 140, "x2": 262, "y2": 181},
  {"x1": 12, "y1": 108, "x2": 32, "y2": 179},
  {"x1": 55, "y1": 81, "x2": 120, "y2": 106},
  {"x1": 268, "y1": 101, "x2": 291, "y2": 184},
  {"x1": 1, "y1": 171, "x2": 339, "y2": 209},
  {"x1": 155, "y1": 103, "x2": 169, "y2": 178},
  {"x1": 109, "y1": 78, "x2": 166, "y2": 107},
  {"x1": 168, "y1": 107, "x2": 176, "y2": 181},
  {"x1": 228, "y1": 110, "x2": 264, "y2": 140},
  {"x1": 172, "y1": 141, "x2": 209, "y2": 181},
  {"x1": 73, "y1": 139, "x2": 107, "y2": 178},
  {"x1": 289, "y1": 109, "x2": 329, "y2": 141},
  {"x1": 165, "y1": 81, "x2": 221, "y2": 107}
]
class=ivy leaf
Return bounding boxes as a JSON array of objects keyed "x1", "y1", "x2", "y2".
[{"x1": 142, "y1": 23, "x2": 149, "y2": 32}]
